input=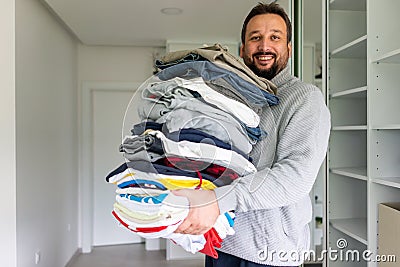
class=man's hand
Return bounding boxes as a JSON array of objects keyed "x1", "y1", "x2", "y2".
[{"x1": 172, "y1": 189, "x2": 220, "y2": 235}]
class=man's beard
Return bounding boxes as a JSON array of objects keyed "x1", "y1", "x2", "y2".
[
  {"x1": 244, "y1": 51, "x2": 288, "y2": 80},
  {"x1": 248, "y1": 61, "x2": 279, "y2": 80}
]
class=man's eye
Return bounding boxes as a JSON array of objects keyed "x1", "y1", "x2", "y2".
[
  {"x1": 272, "y1": 35, "x2": 280, "y2": 40},
  {"x1": 250, "y1": 36, "x2": 260, "y2": 41}
]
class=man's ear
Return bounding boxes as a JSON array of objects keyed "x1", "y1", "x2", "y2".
[
  {"x1": 288, "y1": 42, "x2": 292, "y2": 58},
  {"x1": 239, "y1": 43, "x2": 244, "y2": 59}
]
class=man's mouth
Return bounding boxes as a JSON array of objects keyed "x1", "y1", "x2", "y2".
[
  {"x1": 257, "y1": 55, "x2": 274, "y2": 60},
  {"x1": 254, "y1": 53, "x2": 276, "y2": 64}
]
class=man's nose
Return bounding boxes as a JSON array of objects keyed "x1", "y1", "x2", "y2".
[{"x1": 258, "y1": 39, "x2": 272, "y2": 52}]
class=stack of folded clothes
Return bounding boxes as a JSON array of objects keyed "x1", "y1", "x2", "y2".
[{"x1": 105, "y1": 44, "x2": 278, "y2": 259}]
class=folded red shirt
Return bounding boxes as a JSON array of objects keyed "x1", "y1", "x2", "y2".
[
  {"x1": 161, "y1": 157, "x2": 239, "y2": 180},
  {"x1": 199, "y1": 227, "x2": 223, "y2": 259}
]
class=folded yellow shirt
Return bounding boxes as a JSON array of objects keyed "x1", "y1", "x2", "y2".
[{"x1": 158, "y1": 178, "x2": 216, "y2": 190}]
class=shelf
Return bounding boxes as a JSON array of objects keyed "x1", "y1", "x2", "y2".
[
  {"x1": 372, "y1": 124, "x2": 400, "y2": 130},
  {"x1": 372, "y1": 177, "x2": 400, "y2": 189},
  {"x1": 329, "y1": 0, "x2": 366, "y2": 11},
  {"x1": 372, "y1": 48, "x2": 400, "y2": 63},
  {"x1": 331, "y1": 125, "x2": 367, "y2": 131},
  {"x1": 330, "y1": 167, "x2": 367, "y2": 181},
  {"x1": 330, "y1": 86, "x2": 367, "y2": 98},
  {"x1": 330, "y1": 87, "x2": 367, "y2": 99},
  {"x1": 330, "y1": 35, "x2": 367, "y2": 58},
  {"x1": 330, "y1": 218, "x2": 367, "y2": 245},
  {"x1": 327, "y1": 1, "x2": 400, "y2": 260}
]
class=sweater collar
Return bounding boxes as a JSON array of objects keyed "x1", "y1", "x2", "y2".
[{"x1": 270, "y1": 65, "x2": 292, "y2": 88}]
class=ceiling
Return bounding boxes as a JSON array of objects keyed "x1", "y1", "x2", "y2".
[
  {"x1": 41, "y1": 0, "x2": 270, "y2": 46},
  {"x1": 41, "y1": 0, "x2": 320, "y2": 47}
]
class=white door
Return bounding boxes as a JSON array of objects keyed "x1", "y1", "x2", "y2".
[{"x1": 92, "y1": 87, "x2": 142, "y2": 246}]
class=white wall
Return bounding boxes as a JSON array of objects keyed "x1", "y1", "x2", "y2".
[
  {"x1": 304, "y1": 0, "x2": 323, "y2": 44},
  {"x1": 78, "y1": 45, "x2": 163, "y2": 83},
  {"x1": 78, "y1": 44, "x2": 164, "y2": 250},
  {"x1": 15, "y1": 0, "x2": 78, "y2": 266},
  {"x1": 0, "y1": 0, "x2": 17, "y2": 266}
]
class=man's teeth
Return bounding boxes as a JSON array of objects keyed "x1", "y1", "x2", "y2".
[{"x1": 258, "y1": 55, "x2": 273, "y2": 60}]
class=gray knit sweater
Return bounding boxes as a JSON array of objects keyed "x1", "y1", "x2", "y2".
[{"x1": 214, "y1": 66, "x2": 331, "y2": 266}]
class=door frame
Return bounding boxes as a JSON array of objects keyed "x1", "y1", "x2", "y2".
[{"x1": 79, "y1": 81, "x2": 142, "y2": 253}]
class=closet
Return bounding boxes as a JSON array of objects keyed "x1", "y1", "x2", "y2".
[{"x1": 325, "y1": 0, "x2": 400, "y2": 266}]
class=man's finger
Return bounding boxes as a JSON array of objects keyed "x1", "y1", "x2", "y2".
[
  {"x1": 174, "y1": 209, "x2": 194, "y2": 233},
  {"x1": 175, "y1": 220, "x2": 191, "y2": 233},
  {"x1": 171, "y1": 189, "x2": 190, "y2": 197}
]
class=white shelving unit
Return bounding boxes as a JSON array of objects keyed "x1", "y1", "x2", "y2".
[
  {"x1": 368, "y1": 1, "x2": 400, "y2": 266},
  {"x1": 326, "y1": 0, "x2": 400, "y2": 266},
  {"x1": 326, "y1": 0, "x2": 368, "y2": 266}
]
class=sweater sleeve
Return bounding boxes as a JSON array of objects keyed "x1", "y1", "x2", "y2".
[{"x1": 214, "y1": 90, "x2": 331, "y2": 213}]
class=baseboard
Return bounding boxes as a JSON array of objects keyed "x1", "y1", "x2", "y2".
[{"x1": 65, "y1": 248, "x2": 82, "y2": 267}]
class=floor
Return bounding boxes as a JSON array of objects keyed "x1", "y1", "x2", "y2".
[
  {"x1": 68, "y1": 243, "x2": 204, "y2": 267},
  {"x1": 68, "y1": 243, "x2": 323, "y2": 267}
]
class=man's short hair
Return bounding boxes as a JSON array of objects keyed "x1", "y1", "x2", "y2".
[{"x1": 241, "y1": 2, "x2": 292, "y2": 44}]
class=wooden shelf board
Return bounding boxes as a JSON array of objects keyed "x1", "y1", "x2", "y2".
[
  {"x1": 331, "y1": 125, "x2": 367, "y2": 131},
  {"x1": 331, "y1": 35, "x2": 367, "y2": 58},
  {"x1": 372, "y1": 48, "x2": 400, "y2": 63},
  {"x1": 330, "y1": 86, "x2": 367, "y2": 98},
  {"x1": 330, "y1": 218, "x2": 368, "y2": 245},
  {"x1": 372, "y1": 177, "x2": 400, "y2": 189},
  {"x1": 372, "y1": 124, "x2": 400, "y2": 130},
  {"x1": 330, "y1": 167, "x2": 367, "y2": 181}
]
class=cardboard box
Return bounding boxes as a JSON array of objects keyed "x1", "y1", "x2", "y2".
[{"x1": 378, "y1": 202, "x2": 400, "y2": 266}]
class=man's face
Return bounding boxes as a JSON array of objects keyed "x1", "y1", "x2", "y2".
[{"x1": 240, "y1": 13, "x2": 292, "y2": 80}]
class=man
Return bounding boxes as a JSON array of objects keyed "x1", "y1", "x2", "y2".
[{"x1": 173, "y1": 3, "x2": 330, "y2": 266}]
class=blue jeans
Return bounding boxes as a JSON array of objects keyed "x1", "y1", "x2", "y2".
[{"x1": 205, "y1": 251, "x2": 298, "y2": 267}]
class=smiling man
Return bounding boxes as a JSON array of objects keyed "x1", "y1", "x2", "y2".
[
  {"x1": 173, "y1": 3, "x2": 331, "y2": 267},
  {"x1": 240, "y1": 8, "x2": 291, "y2": 81}
]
